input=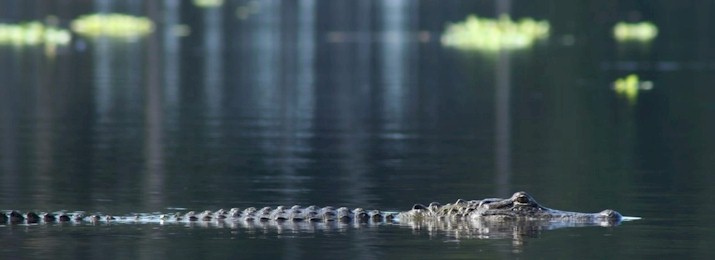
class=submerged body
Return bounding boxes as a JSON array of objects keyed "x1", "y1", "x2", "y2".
[{"x1": 1, "y1": 192, "x2": 624, "y2": 227}]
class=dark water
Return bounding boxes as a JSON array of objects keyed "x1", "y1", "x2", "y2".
[{"x1": 2, "y1": 0, "x2": 715, "y2": 259}]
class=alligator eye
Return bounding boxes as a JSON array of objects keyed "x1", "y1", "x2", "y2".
[
  {"x1": 516, "y1": 195, "x2": 529, "y2": 204},
  {"x1": 412, "y1": 204, "x2": 428, "y2": 211}
]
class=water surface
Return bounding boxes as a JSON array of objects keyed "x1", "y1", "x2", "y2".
[{"x1": 2, "y1": 0, "x2": 715, "y2": 259}]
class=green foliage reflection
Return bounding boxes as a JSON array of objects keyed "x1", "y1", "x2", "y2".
[
  {"x1": 613, "y1": 74, "x2": 653, "y2": 104},
  {"x1": 71, "y1": 13, "x2": 154, "y2": 39},
  {"x1": 441, "y1": 15, "x2": 550, "y2": 51},
  {"x1": 193, "y1": 0, "x2": 224, "y2": 8},
  {"x1": 0, "y1": 21, "x2": 71, "y2": 46},
  {"x1": 613, "y1": 22, "x2": 658, "y2": 42}
]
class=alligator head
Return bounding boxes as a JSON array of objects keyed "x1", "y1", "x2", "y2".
[{"x1": 476, "y1": 191, "x2": 623, "y2": 225}]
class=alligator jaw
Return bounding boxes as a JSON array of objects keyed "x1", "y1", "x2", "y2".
[{"x1": 475, "y1": 191, "x2": 624, "y2": 224}]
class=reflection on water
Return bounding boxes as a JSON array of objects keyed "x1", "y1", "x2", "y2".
[
  {"x1": 1, "y1": 0, "x2": 715, "y2": 259},
  {"x1": 144, "y1": 1, "x2": 165, "y2": 209},
  {"x1": 201, "y1": 2, "x2": 224, "y2": 119}
]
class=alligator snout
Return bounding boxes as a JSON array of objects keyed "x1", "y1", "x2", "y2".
[{"x1": 599, "y1": 209, "x2": 623, "y2": 221}]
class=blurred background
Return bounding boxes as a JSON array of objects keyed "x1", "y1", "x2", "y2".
[{"x1": 1, "y1": 0, "x2": 714, "y2": 258}]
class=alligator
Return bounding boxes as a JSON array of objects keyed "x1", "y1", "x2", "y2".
[{"x1": 1, "y1": 192, "x2": 630, "y2": 229}]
